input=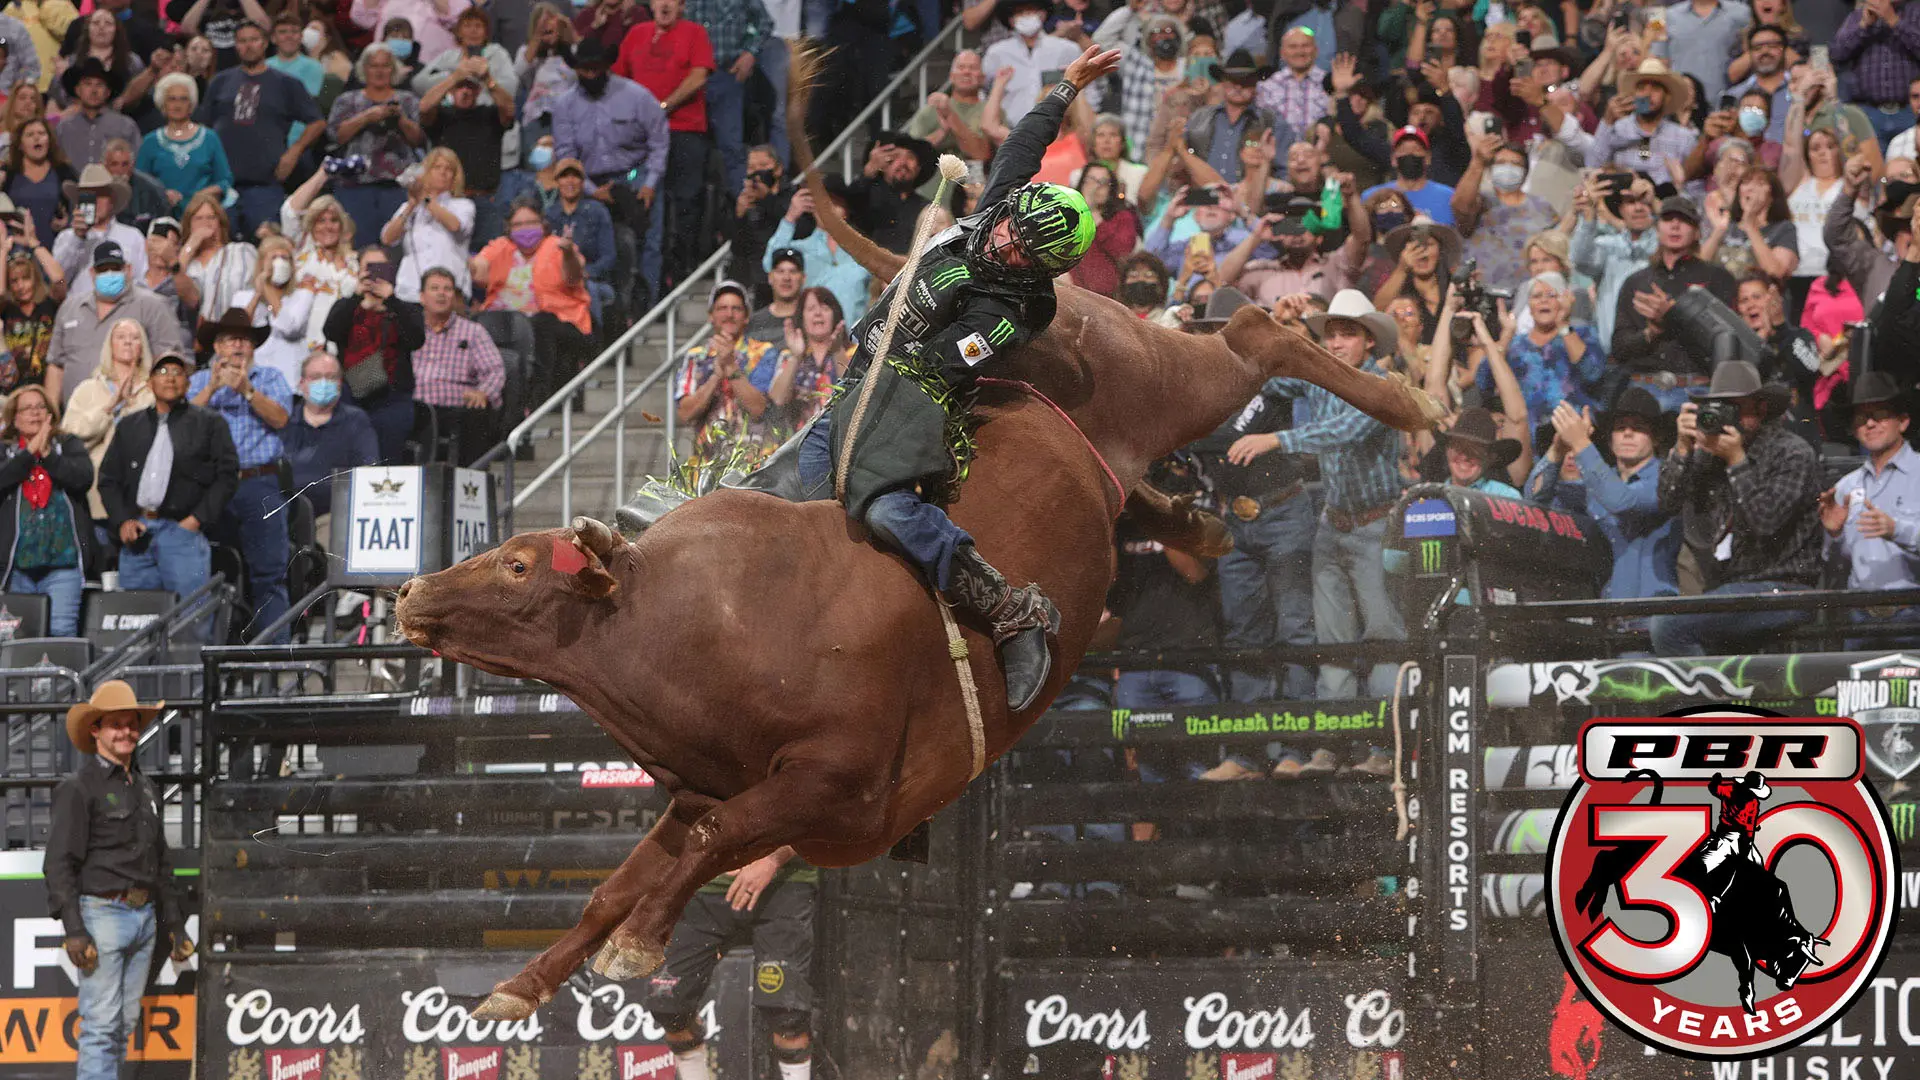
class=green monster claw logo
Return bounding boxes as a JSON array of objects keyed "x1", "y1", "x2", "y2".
[
  {"x1": 1112, "y1": 709, "x2": 1132, "y2": 740},
  {"x1": 1892, "y1": 802, "x2": 1916, "y2": 845},
  {"x1": 1420, "y1": 539, "x2": 1444, "y2": 573}
]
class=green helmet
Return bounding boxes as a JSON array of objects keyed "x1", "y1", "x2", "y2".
[{"x1": 1006, "y1": 182, "x2": 1096, "y2": 274}]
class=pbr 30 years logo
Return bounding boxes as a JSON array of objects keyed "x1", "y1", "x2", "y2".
[{"x1": 1544, "y1": 708, "x2": 1899, "y2": 1059}]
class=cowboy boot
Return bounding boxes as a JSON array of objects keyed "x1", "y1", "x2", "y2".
[{"x1": 946, "y1": 544, "x2": 1060, "y2": 712}]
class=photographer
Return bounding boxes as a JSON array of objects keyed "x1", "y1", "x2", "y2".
[
  {"x1": 1372, "y1": 213, "x2": 1459, "y2": 345},
  {"x1": 728, "y1": 145, "x2": 791, "y2": 296},
  {"x1": 1143, "y1": 183, "x2": 1250, "y2": 295},
  {"x1": 1571, "y1": 169, "x2": 1660, "y2": 347},
  {"x1": 322, "y1": 246, "x2": 423, "y2": 464},
  {"x1": 51, "y1": 165, "x2": 144, "y2": 296},
  {"x1": 326, "y1": 44, "x2": 426, "y2": 244},
  {"x1": 1652, "y1": 359, "x2": 1822, "y2": 654},
  {"x1": 1609, "y1": 196, "x2": 1739, "y2": 412},
  {"x1": 421, "y1": 68, "x2": 514, "y2": 246},
  {"x1": 1452, "y1": 134, "x2": 1556, "y2": 293}
]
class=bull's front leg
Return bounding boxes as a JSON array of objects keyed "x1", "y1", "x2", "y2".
[{"x1": 472, "y1": 797, "x2": 702, "y2": 1020}]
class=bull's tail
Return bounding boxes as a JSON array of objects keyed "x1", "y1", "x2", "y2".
[
  {"x1": 785, "y1": 41, "x2": 908, "y2": 283},
  {"x1": 1627, "y1": 768, "x2": 1663, "y2": 805}
]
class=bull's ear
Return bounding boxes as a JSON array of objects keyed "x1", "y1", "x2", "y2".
[
  {"x1": 573, "y1": 563, "x2": 618, "y2": 599},
  {"x1": 550, "y1": 536, "x2": 619, "y2": 598}
]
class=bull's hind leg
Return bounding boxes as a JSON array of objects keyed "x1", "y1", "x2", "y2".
[
  {"x1": 592, "y1": 764, "x2": 889, "y2": 980},
  {"x1": 472, "y1": 798, "x2": 702, "y2": 1021}
]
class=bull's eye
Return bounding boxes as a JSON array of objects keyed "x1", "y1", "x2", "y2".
[{"x1": 508, "y1": 559, "x2": 528, "y2": 576}]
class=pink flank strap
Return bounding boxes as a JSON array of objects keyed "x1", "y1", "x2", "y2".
[{"x1": 976, "y1": 377, "x2": 1125, "y2": 519}]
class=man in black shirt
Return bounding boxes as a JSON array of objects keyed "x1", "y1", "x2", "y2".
[
  {"x1": 842, "y1": 132, "x2": 934, "y2": 255},
  {"x1": 45, "y1": 680, "x2": 194, "y2": 1080},
  {"x1": 1610, "y1": 196, "x2": 1739, "y2": 412},
  {"x1": 422, "y1": 69, "x2": 514, "y2": 245}
]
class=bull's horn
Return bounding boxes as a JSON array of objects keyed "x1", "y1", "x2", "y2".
[{"x1": 571, "y1": 516, "x2": 617, "y2": 558}]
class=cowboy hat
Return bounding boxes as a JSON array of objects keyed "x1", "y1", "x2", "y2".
[
  {"x1": 1624, "y1": 59, "x2": 1688, "y2": 115},
  {"x1": 874, "y1": 130, "x2": 938, "y2": 189},
  {"x1": 196, "y1": 306, "x2": 271, "y2": 349},
  {"x1": 1303, "y1": 289, "x2": 1398, "y2": 354},
  {"x1": 1701, "y1": 359, "x2": 1792, "y2": 415},
  {"x1": 1843, "y1": 371, "x2": 1912, "y2": 422},
  {"x1": 60, "y1": 55, "x2": 126, "y2": 100},
  {"x1": 1440, "y1": 406, "x2": 1523, "y2": 473},
  {"x1": 1380, "y1": 214, "x2": 1462, "y2": 271},
  {"x1": 1528, "y1": 35, "x2": 1581, "y2": 72},
  {"x1": 1182, "y1": 285, "x2": 1255, "y2": 334},
  {"x1": 990, "y1": 0, "x2": 1049, "y2": 27},
  {"x1": 66, "y1": 680, "x2": 163, "y2": 755},
  {"x1": 1208, "y1": 48, "x2": 1276, "y2": 84},
  {"x1": 61, "y1": 164, "x2": 131, "y2": 219},
  {"x1": 1597, "y1": 385, "x2": 1678, "y2": 447}
]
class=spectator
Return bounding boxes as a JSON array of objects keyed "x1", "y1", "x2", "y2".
[
  {"x1": 1, "y1": 243, "x2": 58, "y2": 391},
  {"x1": 746, "y1": 244, "x2": 803, "y2": 346},
  {"x1": 0, "y1": 383, "x2": 90, "y2": 629},
  {"x1": 1452, "y1": 136, "x2": 1556, "y2": 293},
  {"x1": 136, "y1": 217, "x2": 199, "y2": 341},
  {"x1": 282, "y1": 350, "x2": 377, "y2": 524},
  {"x1": 379, "y1": 145, "x2": 474, "y2": 303},
  {"x1": 1732, "y1": 270, "x2": 1830, "y2": 436},
  {"x1": 47, "y1": 240, "x2": 186, "y2": 403},
  {"x1": 54, "y1": 58, "x2": 141, "y2": 171},
  {"x1": 189, "y1": 306, "x2": 294, "y2": 641},
  {"x1": 1653, "y1": 359, "x2": 1822, "y2": 651},
  {"x1": 683, "y1": 0, "x2": 772, "y2": 197},
  {"x1": 544, "y1": 158, "x2": 616, "y2": 322},
  {"x1": 1700, "y1": 163, "x2": 1799, "y2": 281},
  {"x1": 327, "y1": 44, "x2": 427, "y2": 243},
  {"x1": 1435, "y1": 406, "x2": 1522, "y2": 497},
  {"x1": 1585, "y1": 59, "x2": 1699, "y2": 188},
  {"x1": 52, "y1": 164, "x2": 145, "y2": 296},
  {"x1": 771, "y1": 285, "x2": 846, "y2": 430},
  {"x1": 409, "y1": 6, "x2": 516, "y2": 105},
  {"x1": 1831, "y1": 0, "x2": 1920, "y2": 148},
  {"x1": 1187, "y1": 50, "x2": 1284, "y2": 186},
  {"x1": 1821, "y1": 374, "x2": 1920, "y2": 643},
  {"x1": 516, "y1": 4, "x2": 580, "y2": 135},
  {"x1": 1831, "y1": 156, "x2": 1909, "y2": 311},
  {"x1": 350, "y1": 0, "x2": 471, "y2": 71},
  {"x1": 1224, "y1": 185, "x2": 1368, "y2": 306},
  {"x1": 1088, "y1": 114, "x2": 1148, "y2": 197},
  {"x1": 1228, "y1": 289, "x2": 1404, "y2": 700},
  {"x1": 1512, "y1": 230, "x2": 1592, "y2": 340},
  {"x1": 5, "y1": 5, "x2": 58, "y2": 95},
  {"x1": 1889, "y1": 76, "x2": 1920, "y2": 161},
  {"x1": 0, "y1": 82, "x2": 44, "y2": 160},
  {"x1": 301, "y1": 18, "x2": 355, "y2": 90},
  {"x1": 471, "y1": 198, "x2": 594, "y2": 407},
  {"x1": 1609, "y1": 196, "x2": 1739, "y2": 413},
  {"x1": 1117, "y1": 250, "x2": 1171, "y2": 318},
  {"x1": 613, "y1": 0, "x2": 716, "y2": 283},
  {"x1": 279, "y1": 172, "x2": 360, "y2": 353},
  {"x1": 1482, "y1": 270, "x2": 1603, "y2": 423},
  {"x1": 1255, "y1": 27, "x2": 1327, "y2": 139},
  {"x1": 762, "y1": 184, "x2": 871, "y2": 324},
  {"x1": 675, "y1": 279, "x2": 783, "y2": 461},
  {"x1": 169, "y1": 0, "x2": 268, "y2": 68},
  {"x1": 421, "y1": 68, "x2": 513, "y2": 246},
  {"x1": 553, "y1": 38, "x2": 669, "y2": 306},
  {"x1": 179, "y1": 189, "x2": 256, "y2": 326},
  {"x1": 1653, "y1": 0, "x2": 1751, "y2": 109},
  {"x1": 137, "y1": 74, "x2": 233, "y2": 219},
  {"x1": 1361, "y1": 124, "x2": 1455, "y2": 225},
  {"x1": 843, "y1": 133, "x2": 933, "y2": 255},
  {"x1": 1143, "y1": 183, "x2": 1250, "y2": 292},
  {"x1": 981, "y1": 0, "x2": 1084, "y2": 126},
  {"x1": 910, "y1": 50, "x2": 999, "y2": 168},
  {"x1": 1372, "y1": 213, "x2": 1459, "y2": 344},
  {"x1": 729, "y1": 144, "x2": 791, "y2": 295},
  {"x1": 62, "y1": 10, "x2": 152, "y2": 128},
  {"x1": 574, "y1": 0, "x2": 649, "y2": 53},
  {"x1": 3, "y1": 117, "x2": 75, "y2": 248},
  {"x1": 1527, "y1": 389, "x2": 1682, "y2": 599},
  {"x1": 376, "y1": 21, "x2": 420, "y2": 87},
  {"x1": 180, "y1": 34, "x2": 218, "y2": 89},
  {"x1": 63, "y1": 316, "x2": 151, "y2": 525},
  {"x1": 1140, "y1": 31, "x2": 1217, "y2": 170},
  {"x1": 197, "y1": 21, "x2": 324, "y2": 235},
  {"x1": 1571, "y1": 170, "x2": 1659, "y2": 349},
  {"x1": 322, "y1": 245, "x2": 423, "y2": 463},
  {"x1": 236, "y1": 234, "x2": 314, "y2": 386},
  {"x1": 1068, "y1": 162, "x2": 1139, "y2": 297},
  {"x1": 1781, "y1": 118, "x2": 1854, "y2": 316},
  {"x1": 97, "y1": 349, "x2": 234, "y2": 604},
  {"x1": 265, "y1": 12, "x2": 325, "y2": 107},
  {"x1": 1723, "y1": 23, "x2": 1793, "y2": 145},
  {"x1": 102, "y1": 139, "x2": 168, "y2": 235},
  {"x1": 1114, "y1": 16, "x2": 1188, "y2": 160},
  {"x1": 411, "y1": 266, "x2": 504, "y2": 463}
]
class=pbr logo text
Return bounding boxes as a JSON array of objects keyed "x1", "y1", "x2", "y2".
[{"x1": 1545, "y1": 710, "x2": 1899, "y2": 1059}]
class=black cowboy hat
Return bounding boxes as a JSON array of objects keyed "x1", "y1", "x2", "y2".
[
  {"x1": 874, "y1": 130, "x2": 938, "y2": 189},
  {"x1": 1597, "y1": 385, "x2": 1678, "y2": 450},
  {"x1": 60, "y1": 55, "x2": 125, "y2": 100},
  {"x1": 566, "y1": 38, "x2": 614, "y2": 71},
  {"x1": 1441, "y1": 406, "x2": 1523, "y2": 473},
  {"x1": 990, "y1": 0, "x2": 1049, "y2": 26},
  {"x1": 1182, "y1": 285, "x2": 1254, "y2": 334},
  {"x1": 196, "y1": 306, "x2": 271, "y2": 349},
  {"x1": 1209, "y1": 48, "x2": 1276, "y2": 84},
  {"x1": 1843, "y1": 371, "x2": 1912, "y2": 423}
]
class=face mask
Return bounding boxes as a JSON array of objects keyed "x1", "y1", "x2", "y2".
[
  {"x1": 1149, "y1": 34, "x2": 1179, "y2": 61},
  {"x1": 1739, "y1": 107, "x2": 1767, "y2": 136},
  {"x1": 1185, "y1": 57, "x2": 1214, "y2": 82},
  {"x1": 1490, "y1": 162, "x2": 1526, "y2": 192},
  {"x1": 301, "y1": 27, "x2": 323, "y2": 52},
  {"x1": 94, "y1": 270, "x2": 125, "y2": 298},
  {"x1": 578, "y1": 72, "x2": 609, "y2": 96},
  {"x1": 529, "y1": 145, "x2": 555, "y2": 169},
  {"x1": 306, "y1": 378, "x2": 340, "y2": 406},
  {"x1": 1118, "y1": 280, "x2": 1163, "y2": 308},
  {"x1": 1633, "y1": 94, "x2": 1659, "y2": 118},
  {"x1": 1012, "y1": 12, "x2": 1044, "y2": 35},
  {"x1": 386, "y1": 38, "x2": 413, "y2": 59},
  {"x1": 270, "y1": 257, "x2": 292, "y2": 286},
  {"x1": 1394, "y1": 154, "x2": 1426, "y2": 181},
  {"x1": 511, "y1": 226, "x2": 546, "y2": 249}
]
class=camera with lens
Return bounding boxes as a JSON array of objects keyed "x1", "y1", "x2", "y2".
[
  {"x1": 1692, "y1": 398, "x2": 1741, "y2": 436},
  {"x1": 323, "y1": 154, "x2": 369, "y2": 178},
  {"x1": 1448, "y1": 258, "x2": 1512, "y2": 345}
]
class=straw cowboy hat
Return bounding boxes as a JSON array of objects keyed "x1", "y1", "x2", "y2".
[
  {"x1": 67, "y1": 680, "x2": 163, "y2": 754},
  {"x1": 1440, "y1": 406, "x2": 1523, "y2": 472},
  {"x1": 61, "y1": 164, "x2": 131, "y2": 219},
  {"x1": 1381, "y1": 214, "x2": 1463, "y2": 271},
  {"x1": 1625, "y1": 59, "x2": 1689, "y2": 116},
  {"x1": 1303, "y1": 289, "x2": 1399, "y2": 354}
]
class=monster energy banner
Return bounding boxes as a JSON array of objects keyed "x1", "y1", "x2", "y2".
[{"x1": 1025, "y1": 701, "x2": 1394, "y2": 747}]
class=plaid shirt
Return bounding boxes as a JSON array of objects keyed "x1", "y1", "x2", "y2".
[
  {"x1": 1117, "y1": 47, "x2": 1183, "y2": 159},
  {"x1": 1584, "y1": 117, "x2": 1699, "y2": 187},
  {"x1": 411, "y1": 314, "x2": 506, "y2": 409},
  {"x1": 682, "y1": 0, "x2": 772, "y2": 67},
  {"x1": 1267, "y1": 360, "x2": 1404, "y2": 514},
  {"x1": 1831, "y1": 4, "x2": 1920, "y2": 104},
  {"x1": 187, "y1": 366, "x2": 294, "y2": 470},
  {"x1": 1254, "y1": 68, "x2": 1328, "y2": 138},
  {"x1": 1657, "y1": 422, "x2": 1825, "y2": 588}
]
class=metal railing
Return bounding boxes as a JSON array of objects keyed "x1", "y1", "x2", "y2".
[{"x1": 477, "y1": 15, "x2": 972, "y2": 527}]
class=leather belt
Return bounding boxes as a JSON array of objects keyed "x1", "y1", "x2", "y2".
[
  {"x1": 138, "y1": 508, "x2": 164, "y2": 519},
  {"x1": 1228, "y1": 481, "x2": 1305, "y2": 521},
  {"x1": 236, "y1": 463, "x2": 278, "y2": 481},
  {"x1": 89, "y1": 887, "x2": 150, "y2": 907},
  {"x1": 1325, "y1": 503, "x2": 1393, "y2": 532},
  {"x1": 1629, "y1": 372, "x2": 1711, "y2": 390}
]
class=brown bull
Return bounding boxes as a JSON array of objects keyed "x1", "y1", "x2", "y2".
[{"x1": 392, "y1": 48, "x2": 1438, "y2": 1020}]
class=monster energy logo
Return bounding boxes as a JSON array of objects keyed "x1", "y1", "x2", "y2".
[
  {"x1": 1836, "y1": 677, "x2": 1920, "y2": 716},
  {"x1": 1112, "y1": 709, "x2": 1130, "y2": 740},
  {"x1": 1420, "y1": 539, "x2": 1445, "y2": 573},
  {"x1": 1893, "y1": 802, "x2": 1916, "y2": 845}
]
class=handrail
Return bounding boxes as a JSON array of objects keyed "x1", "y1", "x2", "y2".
[
  {"x1": 478, "y1": 15, "x2": 970, "y2": 526},
  {"x1": 81, "y1": 572, "x2": 233, "y2": 682}
]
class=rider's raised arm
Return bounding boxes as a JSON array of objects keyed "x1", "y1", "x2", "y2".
[{"x1": 979, "y1": 80, "x2": 1079, "y2": 209}]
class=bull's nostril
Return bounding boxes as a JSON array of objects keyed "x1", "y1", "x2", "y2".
[{"x1": 398, "y1": 580, "x2": 413, "y2": 600}]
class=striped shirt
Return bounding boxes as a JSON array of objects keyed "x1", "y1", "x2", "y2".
[
  {"x1": 411, "y1": 314, "x2": 505, "y2": 409},
  {"x1": 1832, "y1": 3, "x2": 1920, "y2": 104},
  {"x1": 187, "y1": 366, "x2": 293, "y2": 470},
  {"x1": 1116, "y1": 48, "x2": 1183, "y2": 157},
  {"x1": 1253, "y1": 68, "x2": 1328, "y2": 140},
  {"x1": 1266, "y1": 359, "x2": 1404, "y2": 514}
]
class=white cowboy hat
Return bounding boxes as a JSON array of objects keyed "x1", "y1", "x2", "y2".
[
  {"x1": 1302, "y1": 289, "x2": 1398, "y2": 354},
  {"x1": 1625, "y1": 58, "x2": 1689, "y2": 116}
]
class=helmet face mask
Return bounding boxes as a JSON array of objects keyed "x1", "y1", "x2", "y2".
[{"x1": 968, "y1": 183, "x2": 1095, "y2": 279}]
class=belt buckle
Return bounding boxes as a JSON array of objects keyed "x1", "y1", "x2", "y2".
[
  {"x1": 1882, "y1": 102, "x2": 1904, "y2": 114},
  {"x1": 1230, "y1": 496, "x2": 1261, "y2": 521},
  {"x1": 124, "y1": 887, "x2": 149, "y2": 907},
  {"x1": 1657, "y1": 371, "x2": 1677, "y2": 390}
]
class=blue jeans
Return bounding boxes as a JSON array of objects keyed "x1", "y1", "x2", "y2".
[
  {"x1": 798, "y1": 416, "x2": 972, "y2": 588},
  {"x1": 9, "y1": 564, "x2": 83, "y2": 636},
  {"x1": 640, "y1": 184, "x2": 666, "y2": 308},
  {"x1": 1217, "y1": 495, "x2": 1317, "y2": 701},
  {"x1": 1650, "y1": 580, "x2": 1811, "y2": 656},
  {"x1": 215, "y1": 475, "x2": 291, "y2": 644},
  {"x1": 233, "y1": 183, "x2": 287, "y2": 240},
  {"x1": 1847, "y1": 606, "x2": 1920, "y2": 652},
  {"x1": 758, "y1": 38, "x2": 792, "y2": 166},
  {"x1": 75, "y1": 894, "x2": 156, "y2": 1080},
  {"x1": 705, "y1": 67, "x2": 749, "y2": 196},
  {"x1": 116, "y1": 517, "x2": 211, "y2": 606},
  {"x1": 1312, "y1": 517, "x2": 1406, "y2": 700}
]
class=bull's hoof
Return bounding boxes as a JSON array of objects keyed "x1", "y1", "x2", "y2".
[
  {"x1": 472, "y1": 989, "x2": 540, "y2": 1022},
  {"x1": 592, "y1": 934, "x2": 664, "y2": 981}
]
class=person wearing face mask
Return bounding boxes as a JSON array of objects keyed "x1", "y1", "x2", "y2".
[
  {"x1": 1115, "y1": 16, "x2": 1190, "y2": 156},
  {"x1": 981, "y1": 0, "x2": 1086, "y2": 125},
  {"x1": 281, "y1": 350, "x2": 377, "y2": 526},
  {"x1": 45, "y1": 241, "x2": 187, "y2": 405},
  {"x1": 1222, "y1": 183, "x2": 1369, "y2": 305},
  {"x1": 52, "y1": 164, "x2": 146, "y2": 298},
  {"x1": 1360, "y1": 125, "x2": 1455, "y2": 225},
  {"x1": 1116, "y1": 252, "x2": 1171, "y2": 317},
  {"x1": 1722, "y1": 24, "x2": 1793, "y2": 146},
  {"x1": 1451, "y1": 136, "x2": 1555, "y2": 294},
  {"x1": 471, "y1": 198, "x2": 594, "y2": 408},
  {"x1": 1584, "y1": 59, "x2": 1698, "y2": 189},
  {"x1": 232, "y1": 236, "x2": 315, "y2": 386},
  {"x1": 551, "y1": 38, "x2": 669, "y2": 305},
  {"x1": 350, "y1": 0, "x2": 474, "y2": 74}
]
